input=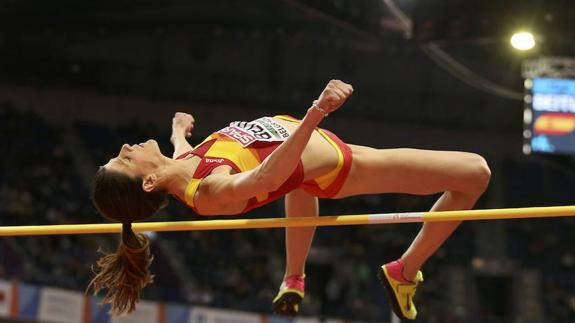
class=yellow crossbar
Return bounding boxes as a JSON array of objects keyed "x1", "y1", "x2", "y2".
[{"x1": 0, "y1": 206, "x2": 573, "y2": 237}]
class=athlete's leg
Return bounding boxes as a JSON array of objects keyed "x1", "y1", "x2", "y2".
[
  {"x1": 335, "y1": 146, "x2": 491, "y2": 280},
  {"x1": 400, "y1": 190, "x2": 477, "y2": 279},
  {"x1": 272, "y1": 189, "x2": 318, "y2": 315},
  {"x1": 284, "y1": 189, "x2": 319, "y2": 277}
]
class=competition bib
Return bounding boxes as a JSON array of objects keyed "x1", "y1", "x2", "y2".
[{"x1": 218, "y1": 117, "x2": 291, "y2": 147}]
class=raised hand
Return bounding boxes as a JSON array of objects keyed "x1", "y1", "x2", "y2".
[
  {"x1": 172, "y1": 112, "x2": 195, "y2": 139},
  {"x1": 315, "y1": 80, "x2": 354, "y2": 115}
]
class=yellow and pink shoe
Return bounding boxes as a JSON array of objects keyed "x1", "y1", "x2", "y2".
[
  {"x1": 272, "y1": 274, "x2": 305, "y2": 316},
  {"x1": 377, "y1": 260, "x2": 424, "y2": 321}
]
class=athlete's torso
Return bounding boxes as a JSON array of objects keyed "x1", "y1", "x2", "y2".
[{"x1": 178, "y1": 116, "x2": 339, "y2": 214}]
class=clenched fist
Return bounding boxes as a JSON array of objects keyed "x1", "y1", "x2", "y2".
[
  {"x1": 315, "y1": 80, "x2": 354, "y2": 115},
  {"x1": 172, "y1": 112, "x2": 195, "y2": 138}
]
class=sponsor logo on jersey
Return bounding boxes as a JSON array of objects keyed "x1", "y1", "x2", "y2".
[{"x1": 205, "y1": 158, "x2": 225, "y2": 163}]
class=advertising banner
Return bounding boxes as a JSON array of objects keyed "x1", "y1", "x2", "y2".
[
  {"x1": 38, "y1": 287, "x2": 85, "y2": 323},
  {"x1": 0, "y1": 280, "x2": 13, "y2": 317}
]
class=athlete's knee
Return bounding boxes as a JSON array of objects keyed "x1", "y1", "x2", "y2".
[{"x1": 465, "y1": 154, "x2": 491, "y2": 194}]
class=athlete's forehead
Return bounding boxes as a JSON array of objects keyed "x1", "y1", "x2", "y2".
[{"x1": 104, "y1": 157, "x2": 129, "y2": 172}]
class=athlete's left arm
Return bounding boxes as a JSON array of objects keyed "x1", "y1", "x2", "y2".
[
  {"x1": 170, "y1": 112, "x2": 195, "y2": 159},
  {"x1": 197, "y1": 80, "x2": 353, "y2": 206}
]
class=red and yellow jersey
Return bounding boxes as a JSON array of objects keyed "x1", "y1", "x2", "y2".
[{"x1": 177, "y1": 115, "x2": 353, "y2": 215}]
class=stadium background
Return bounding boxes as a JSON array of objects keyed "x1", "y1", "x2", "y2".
[{"x1": 0, "y1": 0, "x2": 574, "y2": 322}]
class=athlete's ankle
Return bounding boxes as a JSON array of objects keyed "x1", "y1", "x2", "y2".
[
  {"x1": 282, "y1": 274, "x2": 305, "y2": 292},
  {"x1": 284, "y1": 273, "x2": 305, "y2": 280},
  {"x1": 398, "y1": 259, "x2": 420, "y2": 282},
  {"x1": 387, "y1": 259, "x2": 417, "y2": 283}
]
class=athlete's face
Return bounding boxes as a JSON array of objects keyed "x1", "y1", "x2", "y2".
[{"x1": 104, "y1": 139, "x2": 164, "y2": 178}]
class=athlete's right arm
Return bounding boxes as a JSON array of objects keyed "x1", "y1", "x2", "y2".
[
  {"x1": 197, "y1": 80, "x2": 353, "y2": 206},
  {"x1": 171, "y1": 112, "x2": 195, "y2": 159}
]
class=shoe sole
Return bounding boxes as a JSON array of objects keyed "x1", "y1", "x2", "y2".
[
  {"x1": 271, "y1": 291, "x2": 303, "y2": 316},
  {"x1": 377, "y1": 266, "x2": 411, "y2": 321}
]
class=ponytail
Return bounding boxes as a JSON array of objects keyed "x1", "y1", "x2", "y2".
[
  {"x1": 90, "y1": 167, "x2": 167, "y2": 315},
  {"x1": 88, "y1": 223, "x2": 154, "y2": 315}
]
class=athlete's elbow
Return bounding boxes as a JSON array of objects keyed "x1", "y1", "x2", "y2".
[
  {"x1": 250, "y1": 165, "x2": 278, "y2": 192},
  {"x1": 255, "y1": 171, "x2": 282, "y2": 192},
  {"x1": 262, "y1": 177, "x2": 282, "y2": 192}
]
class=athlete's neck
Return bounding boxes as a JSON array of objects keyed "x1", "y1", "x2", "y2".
[{"x1": 162, "y1": 156, "x2": 202, "y2": 200}]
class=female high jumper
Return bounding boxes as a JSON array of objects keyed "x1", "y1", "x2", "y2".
[{"x1": 90, "y1": 80, "x2": 490, "y2": 320}]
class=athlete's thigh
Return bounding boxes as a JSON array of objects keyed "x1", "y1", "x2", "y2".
[{"x1": 335, "y1": 144, "x2": 486, "y2": 198}]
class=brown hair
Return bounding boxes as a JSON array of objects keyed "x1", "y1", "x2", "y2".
[{"x1": 89, "y1": 166, "x2": 168, "y2": 315}]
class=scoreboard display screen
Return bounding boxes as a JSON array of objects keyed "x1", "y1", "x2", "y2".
[{"x1": 525, "y1": 77, "x2": 575, "y2": 155}]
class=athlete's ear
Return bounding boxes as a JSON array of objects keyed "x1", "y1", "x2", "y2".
[{"x1": 142, "y1": 174, "x2": 159, "y2": 192}]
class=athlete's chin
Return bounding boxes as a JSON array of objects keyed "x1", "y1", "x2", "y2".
[
  {"x1": 143, "y1": 139, "x2": 163, "y2": 155},
  {"x1": 156, "y1": 143, "x2": 166, "y2": 156}
]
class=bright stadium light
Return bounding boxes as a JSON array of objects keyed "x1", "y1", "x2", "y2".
[{"x1": 510, "y1": 32, "x2": 535, "y2": 50}]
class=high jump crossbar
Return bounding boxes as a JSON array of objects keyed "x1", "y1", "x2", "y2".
[{"x1": 0, "y1": 206, "x2": 574, "y2": 237}]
